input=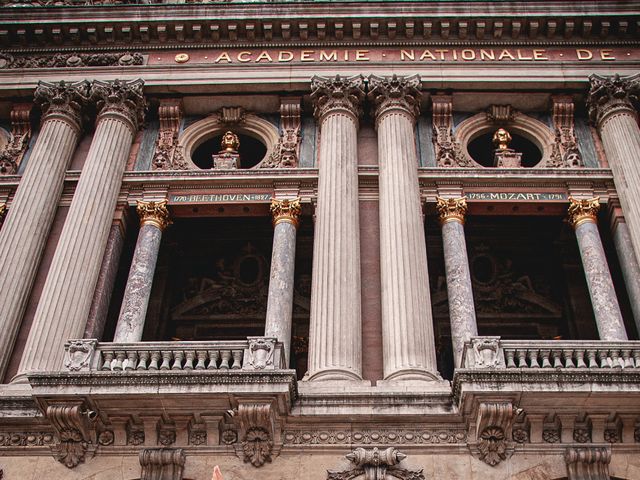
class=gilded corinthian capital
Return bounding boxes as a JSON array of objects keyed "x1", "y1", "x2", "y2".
[
  {"x1": 368, "y1": 74, "x2": 421, "y2": 122},
  {"x1": 310, "y1": 75, "x2": 365, "y2": 121},
  {"x1": 567, "y1": 197, "x2": 600, "y2": 229},
  {"x1": 436, "y1": 197, "x2": 468, "y2": 224},
  {"x1": 587, "y1": 73, "x2": 640, "y2": 126},
  {"x1": 270, "y1": 197, "x2": 301, "y2": 228},
  {"x1": 34, "y1": 80, "x2": 90, "y2": 131},
  {"x1": 137, "y1": 200, "x2": 171, "y2": 231},
  {"x1": 91, "y1": 79, "x2": 146, "y2": 132}
]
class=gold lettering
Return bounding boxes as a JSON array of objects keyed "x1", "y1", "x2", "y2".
[
  {"x1": 278, "y1": 51, "x2": 294, "y2": 62},
  {"x1": 355, "y1": 50, "x2": 370, "y2": 61},
  {"x1": 452, "y1": 49, "x2": 458, "y2": 60},
  {"x1": 319, "y1": 50, "x2": 338, "y2": 61},
  {"x1": 300, "y1": 50, "x2": 315, "y2": 62},
  {"x1": 419, "y1": 50, "x2": 437, "y2": 61},
  {"x1": 237, "y1": 51, "x2": 252, "y2": 62},
  {"x1": 498, "y1": 50, "x2": 516, "y2": 60},
  {"x1": 516, "y1": 49, "x2": 532, "y2": 60},
  {"x1": 461, "y1": 49, "x2": 476, "y2": 60},
  {"x1": 600, "y1": 49, "x2": 615, "y2": 61},
  {"x1": 533, "y1": 49, "x2": 549, "y2": 60},
  {"x1": 576, "y1": 49, "x2": 593, "y2": 60},
  {"x1": 255, "y1": 51, "x2": 273, "y2": 62},
  {"x1": 401, "y1": 49, "x2": 415, "y2": 61},
  {"x1": 214, "y1": 52, "x2": 232, "y2": 63},
  {"x1": 480, "y1": 49, "x2": 495, "y2": 60},
  {"x1": 434, "y1": 49, "x2": 448, "y2": 60}
]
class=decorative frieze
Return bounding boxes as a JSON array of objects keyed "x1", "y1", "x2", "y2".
[
  {"x1": 284, "y1": 428, "x2": 466, "y2": 445},
  {"x1": 310, "y1": 74, "x2": 365, "y2": 121},
  {"x1": 0, "y1": 52, "x2": 144, "y2": 69},
  {"x1": 549, "y1": 96, "x2": 583, "y2": 168},
  {"x1": 126, "y1": 419, "x2": 145, "y2": 446},
  {"x1": 564, "y1": 447, "x2": 611, "y2": 480},
  {"x1": 0, "y1": 103, "x2": 32, "y2": 175},
  {"x1": 431, "y1": 95, "x2": 470, "y2": 167},
  {"x1": 327, "y1": 447, "x2": 424, "y2": 480},
  {"x1": 0, "y1": 431, "x2": 55, "y2": 447},
  {"x1": 152, "y1": 99, "x2": 188, "y2": 171},
  {"x1": 139, "y1": 448, "x2": 185, "y2": 480}
]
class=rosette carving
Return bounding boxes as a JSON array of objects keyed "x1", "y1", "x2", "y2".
[
  {"x1": 368, "y1": 74, "x2": 421, "y2": 122},
  {"x1": 91, "y1": 79, "x2": 146, "y2": 133},
  {"x1": 310, "y1": 75, "x2": 365, "y2": 121}
]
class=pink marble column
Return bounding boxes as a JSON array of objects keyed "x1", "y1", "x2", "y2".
[
  {"x1": 568, "y1": 197, "x2": 627, "y2": 340},
  {"x1": 113, "y1": 200, "x2": 170, "y2": 343},
  {"x1": 306, "y1": 75, "x2": 364, "y2": 381},
  {"x1": 264, "y1": 198, "x2": 301, "y2": 366},
  {"x1": 18, "y1": 79, "x2": 145, "y2": 375},
  {"x1": 368, "y1": 74, "x2": 440, "y2": 382},
  {"x1": 0, "y1": 81, "x2": 88, "y2": 380}
]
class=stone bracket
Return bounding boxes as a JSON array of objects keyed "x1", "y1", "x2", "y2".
[
  {"x1": 564, "y1": 447, "x2": 611, "y2": 480},
  {"x1": 327, "y1": 447, "x2": 425, "y2": 480},
  {"x1": 261, "y1": 97, "x2": 301, "y2": 168},
  {"x1": 0, "y1": 103, "x2": 32, "y2": 175},
  {"x1": 234, "y1": 401, "x2": 278, "y2": 467},
  {"x1": 139, "y1": 448, "x2": 185, "y2": 480},
  {"x1": 45, "y1": 400, "x2": 98, "y2": 469},
  {"x1": 549, "y1": 95, "x2": 583, "y2": 168},
  {"x1": 431, "y1": 95, "x2": 470, "y2": 167},
  {"x1": 473, "y1": 401, "x2": 517, "y2": 466},
  {"x1": 152, "y1": 98, "x2": 188, "y2": 171}
]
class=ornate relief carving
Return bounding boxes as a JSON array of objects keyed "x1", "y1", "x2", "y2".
[
  {"x1": 564, "y1": 447, "x2": 611, "y2": 480},
  {"x1": 431, "y1": 95, "x2": 471, "y2": 167},
  {"x1": 475, "y1": 402, "x2": 516, "y2": 466},
  {"x1": 567, "y1": 197, "x2": 600, "y2": 228},
  {"x1": 469, "y1": 337, "x2": 503, "y2": 368},
  {"x1": 436, "y1": 196, "x2": 468, "y2": 224},
  {"x1": 137, "y1": 200, "x2": 171, "y2": 231},
  {"x1": 152, "y1": 99, "x2": 188, "y2": 171},
  {"x1": 188, "y1": 421, "x2": 207, "y2": 446},
  {"x1": 237, "y1": 403, "x2": 275, "y2": 467},
  {"x1": 0, "y1": 52, "x2": 143, "y2": 69},
  {"x1": 327, "y1": 447, "x2": 424, "y2": 480},
  {"x1": 91, "y1": 78, "x2": 146, "y2": 132},
  {"x1": 126, "y1": 419, "x2": 145, "y2": 446},
  {"x1": 486, "y1": 105, "x2": 515, "y2": 124},
  {"x1": 284, "y1": 428, "x2": 466, "y2": 445},
  {"x1": 542, "y1": 414, "x2": 561, "y2": 443},
  {"x1": 512, "y1": 412, "x2": 530, "y2": 444},
  {"x1": 588, "y1": 73, "x2": 640, "y2": 126},
  {"x1": 157, "y1": 420, "x2": 176, "y2": 446},
  {"x1": 311, "y1": 75, "x2": 365, "y2": 121},
  {"x1": 0, "y1": 203, "x2": 7, "y2": 226},
  {"x1": 0, "y1": 431, "x2": 54, "y2": 446},
  {"x1": 573, "y1": 414, "x2": 592, "y2": 443},
  {"x1": 64, "y1": 339, "x2": 97, "y2": 372},
  {"x1": 139, "y1": 448, "x2": 185, "y2": 480},
  {"x1": 34, "y1": 80, "x2": 89, "y2": 131},
  {"x1": 368, "y1": 74, "x2": 421, "y2": 122},
  {"x1": 97, "y1": 429, "x2": 114, "y2": 446},
  {"x1": 270, "y1": 197, "x2": 302, "y2": 228},
  {"x1": 0, "y1": 103, "x2": 32, "y2": 175},
  {"x1": 260, "y1": 99, "x2": 301, "y2": 168},
  {"x1": 244, "y1": 337, "x2": 276, "y2": 370},
  {"x1": 548, "y1": 96, "x2": 583, "y2": 168},
  {"x1": 46, "y1": 403, "x2": 96, "y2": 468}
]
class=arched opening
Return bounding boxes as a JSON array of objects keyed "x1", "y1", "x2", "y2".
[
  {"x1": 467, "y1": 130, "x2": 542, "y2": 168},
  {"x1": 192, "y1": 133, "x2": 267, "y2": 170}
]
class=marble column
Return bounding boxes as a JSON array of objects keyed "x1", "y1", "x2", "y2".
[
  {"x1": 113, "y1": 200, "x2": 170, "y2": 343},
  {"x1": 0, "y1": 81, "x2": 88, "y2": 380},
  {"x1": 436, "y1": 197, "x2": 478, "y2": 368},
  {"x1": 306, "y1": 75, "x2": 364, "y2": 381},
  {"x1": 368, "y1": 74, "x2": 439, "y2": 381},
  {"x1": 608, "y1": 202, "x2": 640, "y2": 335},
  {"x1": 588, "y1": 74, "x2": 640, "y2": 266},
  {"x1": 264, "y1": 198, "x2": 301, "y2": 366},
  {"x1": 18, "y1": 79, "x2": 145, "y2": 375},
  {"x1": 568, "y1": 197, "x2": 627, "y2": 340}
]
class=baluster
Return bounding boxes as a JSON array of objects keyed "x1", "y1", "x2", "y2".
[
  {"x1": 195, "y1": 351, "x2": 207, "y2": 370},
  {"x1": 562, "y1": 349, "x2": 575, "y2": 368},
  {"x1": 621, "y1": 349, "x2": 633, "y2": 368},
  {"x1": 101, "y1": 351, "x2": 114, "y2": 371},
  {"x1": 540, "y1": 349, "x2": 552, "y2": 368},
  {"x1": 220, "y1": 350, "x2": 231, "y2": 369},
  {"x1": 597, "y1": 350, "x2": 610, "y2": 368},
  {"x1": 610, "y1": 349, "x2": 623, "y2": 369},
  {"x1": 505, "y1": 350, "x2": 516, "y2": 368},
  {"x1": 575, "y1": 349, "x2": 587, "y2": 368},
  {"x1": 551, "y1": 349, "x2": 563, "y2": 368},
  {"x1": 160, "y1": 351, "x2": 172, "y2": 370},
  {"x1": 149, "y1": 351, "x2": 161, "y2": 370},
  {"x1": 527, "y1": 349, "x2": 540, "y2": 368},
  {"x1": 632, "y1": 349, "x2": 640, "y2": 368},
  {"x1": 114, "y1": 351, "x2": 126, "y2": 371},
  {"x1": 586, "y1": 349, "x2": 598, "y2": 368},
  {"x1": 172, "y1": 351, "x2": 184, "y2": 370},
  {"x1": 137, "y1": 351, "x2": 149, "y2": 370},
  {"x1": 125, "y1": 351, "x2": 137, "y2": 370},
  {"x1": 184, "y1": 351, "x2": 195, "y2": 370},
  {"x1": 207, "y1": 350, "x2": 220, "y2": 370},
  {"x1": 231, "y1": 349, "x2": 243, "y2": 369},
  {"x1": 515, "y1": 349, "x2": 527, "y2": 368}
]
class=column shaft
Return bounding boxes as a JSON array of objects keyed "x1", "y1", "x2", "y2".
[
  {"x1": 306, "y1": 75, "x2": 363, "y2": 381},
  {"x1": 18, "y1": 79, "x2": 145, "y2": 374},
  {"x1": 611, "y1": 221, "x2": 640, "y2": 334},
  {"x1": 264, "y1": 199, "x2": 300, "y2": 366},
  {"x1": 0, "y1": 81, "x2": 87, "y2": 379}
]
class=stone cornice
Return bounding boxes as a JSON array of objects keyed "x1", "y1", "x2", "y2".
[{"x1": 0, "y1": 2, "x2": 638, "y2": 48}]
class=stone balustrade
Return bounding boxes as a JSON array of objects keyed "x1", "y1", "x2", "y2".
[{"x1": 63, "y1": 336, "x2": 286, "y2": 373}]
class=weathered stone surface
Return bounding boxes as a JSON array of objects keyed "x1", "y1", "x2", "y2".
[{"x1": 612, "y1": 221, "x2": 640, "y2": 335}]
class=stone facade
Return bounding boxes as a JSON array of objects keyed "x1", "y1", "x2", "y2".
[{"x1": 0, "y1": 1, "x2": 639, "y2": 480}]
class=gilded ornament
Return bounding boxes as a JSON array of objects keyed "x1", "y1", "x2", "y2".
[
  {"x1": 436, "y1": 197, "x2": 468, "y2": 224},
  {"x1": 270, "y1": 198, "x2": 301, "y2": 228},
  {"x1": 221, "y1": 131, "x2": 240, "y2": 153},
  {"x1": 136, "y1": 200, "x2": 171, "y2": 230},
  {"x1": 492, "y1": 128, "x2": 512, "y2": 151},
  {"x1": 0, "y1": 203, "x2": 6, "y2": 225},
  {"x1": 567, "y1": 197, "x2": 600, "y2": 229},
  {"x1": 174, "y1": 53, "x2": 190, "y2": 63}
]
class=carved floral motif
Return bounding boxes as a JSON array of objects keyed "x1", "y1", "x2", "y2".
[
  {"x1": 0, "y1": 52, "x2": 143, "y2": 69},
  {"x1": 270, "y1": 198, "x2": 301, "y2": 228},
  {"x1": 91, "y1": 78, "x2": 146, "y2": 132},
  {"x1": 475, "y1": 402, "x2": 516, "y2": 466},
  {"x1": 284, "y1": 428, "x2": 466, "y2": 445},
  {"x1": 237, "y1": 403, "x2": 275, "y2": 468},
  {"x1": 137, "y1": 200, "x2": 171, "y2": 231},
  {"x1": 588, "y1": 73, "x2": 640, "y2": 126},
  {"x1": 368, "y1": 74, "x2": 421, "y2": 122},
  {"x1": 436, "y1": 197, "x2": 467, "y2": 225},
  {"x1": 0, "y1": 431, "x2": 55, "y2": 446},
  {"x1": 311, "y1": 75, "x2": 365, "y2": 121},
  {"x1": 34, "y1": 80, "x2": 90, "y2": 130},
  {"x1": 46, "y1": 404, "x2": 95, "y2": 469},
  {"x1": 567, "y1": 197, "x2": 600, "y2": 228}
]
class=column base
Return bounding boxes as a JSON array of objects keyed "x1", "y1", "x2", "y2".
[
  {"x1": 382, "y1": 368, "x2": 443, "y2": 384},
  {"x1": 303, "y1": 368, "x2": 363, "y2": 382}
]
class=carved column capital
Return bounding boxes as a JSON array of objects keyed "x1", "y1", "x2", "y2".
[
  {"x1": 139, "y1": 448, "x2": 185, "y2": 480},
  {"x1": 136, "y1": 200, "x2": 171, "y2": 231},
  {"x1": 568, "y1": 197, "x2": 600, "y2": 229},
  {"x1": 564, "y1": 447, "x2": 611, "y2": 480},
  {"x1": 368, "y1": 74, "x2": 421, "y2": 124},
  {"x1": 270, "y1": 197, "x2": 301, "y2": 228},
  {"x1": 91, "y1": 79, "x2": 146, "y2": 133},
  {"x1": 34, "y1": 80, "x2": 89, "y2": 132},
  {"x1": 310, "y1": 75, "x2": 365, "y2": 122},
  {"x1": 588, "y1": 73, "x2": 640, "y2": 127},
  {"x1": 436, "y1": 196, "x2": 468, "y2": 224}
]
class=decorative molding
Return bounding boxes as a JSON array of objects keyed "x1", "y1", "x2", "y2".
[
  {"x1": 152, "y1": 99, "x2": 188, "y2": 171},
  {"x1": 368, "y1": 74, "x2": 421, "y2": 123},
  {"x1": 0, "y1": 103, "x2": 32, "y2": 175},
  {"x1": 45, "y1": 403, "x2": 96, "y2": 469},
  {"x1": 431, "y1": 95, "x2": 470, "y2": 168},
  {"x1": 487, "y1": 105, "x2": 516, "y2": 124},
  {"x1": 435, "y1": 196, "x2": 467, "y2": 225},
  {"x1": 327, "y1": 447, "x2": 424, "y2": 480},
  {"x1": 64, "y1": 339, "x2": 97, "y2": 372},
  {"x1": 284, "y1": 428, "x2": 466, "y2": 445},
  {"x1": 549, "y1": 96, "x2": 583, "y2": 168},
  {"x1": 270, "y1": 197, "x2": 301, "y2": 228},
  {"x1": 237, "y1": 403, "x2": 275, "y2": 467},
  {"x1": 91, "y1": 78, "x2": 146, "y2": 133},
  {"x1": 34, "y1": 79, "x2": 89, "y2": 132},
  {"x1": 567, "y1": 196, "x2": 600, "y2": 228},
  {"x1": 0, "y1": 431, "x2": 55, "y2": 446},
  {"x1": 0, "y1": 52, "x2": 144, "y2": 69},
  {"x1": 588, "y1": 73, "x2": 640, "y2": 127},
  {"x1": 475, "y1": 402, "x2": 516, "y2": 466},
  {"x1": 139, "y1": 448, "x2": 185, "y2": 480},
  {"x1": 564, "y1": 447, "x2": 611, "y2": 480},
  {"x1": 310, "y1": 75, "x2": 365, "y2": 122},
  {"x1": 260, "y1": 98, "x2": 301, "y2": 168},
  {"x1": 137, "y1": 199, "x2": 171, "y2": 231}
]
